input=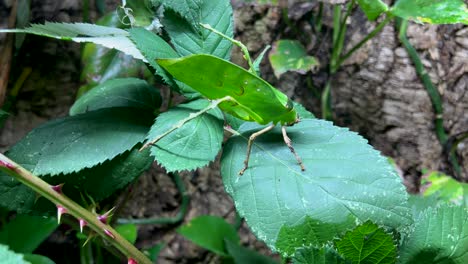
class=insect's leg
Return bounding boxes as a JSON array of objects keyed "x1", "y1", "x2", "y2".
[
  {"x1": 140, "y1": 96, "x2": 233, "y2": 151},
  {"x1": 281, "y1": 126, "x2": 306, "y2": 171},
  {"x1": 239, "y1": 124, "x2": 276, "y2": 175}
]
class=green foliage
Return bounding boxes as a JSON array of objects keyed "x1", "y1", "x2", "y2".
[
  {"x1": 78, "y1": 12, "x2": 151, "y2": 96},
  {"x1": 421, "y1": 171, "x2": 468, "y2": 205},
  {"x1": 0, "y1": 245, "x2": 30, "y2": 264},
  {"x1": 177, "y1": 215, "x2": 240, "y2": 256},
  {"x1": 70, "y1": 78, "x2": 161, "y2": 115},
  {"x1": 292, "y1": 246, "x2": 346, "y2": 264},
  {"x1": 162, "y1": 0, "x2": 233, "y2": 59},
  {"x1": 221, "y1": 119, "x2": 411, "y2": 255},
  {"x1": 399, "y1": 204, "x2": 468, "y2": 264},
  {"x1": 120, "y1": 0, "x2": 155, "y2": 27},
  {"x1": 0, "y1": 215, "x2": 57, "y2": 254},
  {"x1": 269, "y1": 40, "x2": 319, "y2": 79},
  {"x1": 146, "y1": 99, "x2": 223, "y2": 172},
  {"x1": 335, "y1": 221, "x2": 396, "y2": 264},
  {"x1": 356, "y1": 0, "x2": 389, "y2": 21},
  {"x1": 22, "y1": 254, "x2": 55, "y2": 264},
  {"x1": 115, "y1": 224, "x2": 138, "y2": 244},
  {"x1": 6, "y1": 108, "x2": 153, "y2": 176},
  {"x1": 391, "y1": 0, "x2": 468, "y2": 24},
  {"x1": 0, "y1": 22, "x2": 145, "y2": 60},
  {"x1": 224, "y1": 240, "x2": 278, "y2": 264}
]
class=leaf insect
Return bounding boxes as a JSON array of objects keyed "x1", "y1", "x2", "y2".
[{"x1": 141, "y1": 23, "x2": 305, "y2": 175}]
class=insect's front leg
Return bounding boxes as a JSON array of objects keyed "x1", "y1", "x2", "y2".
[
  {"x1": 281, "y1": 126, "x2": 305, "y2": 172},
  {"x1": 239, "y1": 124, "x2": 276, "y2": 175}
]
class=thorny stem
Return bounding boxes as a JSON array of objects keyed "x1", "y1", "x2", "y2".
[
  {"x1": 0, "y1": 153, "x2": 152, "y2": 264},
  {"x1": 117, "y1": 172, "x2": 189, "y2": 225},
  {"x1": 200, "y1": 23, "x2": 256, "y2": 75},
  {"x1": 396, "y1": 18, "x2": 461, "y2": 177}
]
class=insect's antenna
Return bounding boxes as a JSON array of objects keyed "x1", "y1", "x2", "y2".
[{"x1": 200, "y1": 23, "x2": 256, "y2": 75}]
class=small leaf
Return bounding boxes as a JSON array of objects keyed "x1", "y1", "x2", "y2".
[
  {"x1": 269, "y1": 40, "x2": 319, "y2": 79},
  {"x1": 70, "y1": 78, "x2": 161, "y2": 115},
  {"x1": 0, "y1": 215, "x2": 58, "y2": 254},
  {"x1": 399, "y1": 204, "x2": 468, "y2": 264},
  {"x1": 115, "y1": 224, "x2": 138, "y2": 244},
  {"x1": 177, "y1": 215, "x2": 240, "y2": 256},
  {"x1": 356, "y1": 0, "x2": 389, "y2": 21},
  {"x1": 335, "y1": 221, "x2": 396, "y2": 264},
  {"x1": 146, "y1": 99, "x2": 223, "y2": 172},
  {"x1": 292, "y1": 246, "x2": 346, "y2": 264},
  {"x1": 420, "y1": 171, "x2": 467, "y2": 205},
  {"x1": 146, "y1": 243, "x2": 165, "y2": 262},
  {"x1": 221, "y1": 119, "x2": 411, "y2": 255},
  {"x1": 23, "y1": 254, "x2": 55, "y2": 264},
  {"x1": 7, "y1": 108, "x2": 153, "y2": 176},
  {"x1": 0, "y1": 245, "x2": 30, "y2": 264},
  {"x1": 163, "y1": 0, "x2": 233, "y2": 59},
  {"x1": 0, "y1": 22, "x2": 145, "y2": 60},
  {"x1": 225, "y1": 239, "x2": 278, "y2": 264},
  {"x1": 391, "y1": 0, "x2": 468, "y2": 25}
]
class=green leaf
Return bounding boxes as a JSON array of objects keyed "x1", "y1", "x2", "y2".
[
  {"x1": 0, "y1": 22, "x2": 145, "y2": 60},
  {"x1": 421, "y1": 171, "x2": 467, "y2": 205},
  {"x1": 391, "y1": 0, "x2": 468, "y2": 24},
  {"x1": 224, "y1": 239, "x2": 278, "y2": 264},
  {"x1": 7, "y1": 108, "x2": 153, "y2": 176},
  {"x1": 0, "y1": 245, "x2": 30, "y2": 264},
  {"x1": 221, "y1": 119, "x2": 412, "y2": 255},
  {"x1": 146, "y1": 99, "x2": 223, "y2": 172},
  {"x1": 159, "y1": 0, "x2": 202, "y2": 28},
  {"x1": 356, "y1": 0, "x2": 389, "y2": 21},
  {"x1": 120, "y1": 0, "x2": 155, "y2": 27},
  {"x1": 293, "y1": 246, "x2": 347, "y2": 264},
  {"x1": 70, "y1": 78, "x2": 161, "y2": 115},
  {"x1": 177, "y1": 215, "x2": 240, "y2": 256},
  {"x1": 78, "y1": 12, "x2": 151, "y2": 96},
  {"x1": 335, "y1": 221, "x2": 396, "y2": 264},
  {"x1": 128, "y1": 28, "x2": 198, "y2": 96},
  {"x1": 0, "y1": 215, "x2": 57, "y2": 254},
  {"x1": 269, "y1": 40, "x2": 319, "y2": 79},
  {"x1": 399, "y1": 204, "x2": 468, "y2": 264},
  {"x1": 163, "y1": 0, "x2": 233, "y2": 59},
  {"x1": 115, "y1": 224, "x2": 138, "y2": 244},
  {"x1": 23, "y1": 254, "x2": 55, "y2": 264},
  {"x1": 146, "y1": 243, "x2": 165, "y2": 262}
]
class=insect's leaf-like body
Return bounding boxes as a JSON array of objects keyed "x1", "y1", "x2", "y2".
[{"x1": 157, "y1": 54, "x2": 298, "y2": 125}]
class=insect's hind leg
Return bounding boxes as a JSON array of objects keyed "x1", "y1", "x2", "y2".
[
  {"x1": 239, "y1": 124, "x2": 276, "y2": 175},
  {"x1": 282, "y1": 126, "x2": 305, "y2": 171}
]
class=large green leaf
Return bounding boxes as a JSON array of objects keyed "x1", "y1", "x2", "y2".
[
  {"x1": 399, "y1": 205, "x2": 468, "y2": 264},
  {"x1": 269, "y1": 40, "x2": 319, "y2": 79},
  {"x1": 23, "y1": 254, "x2": 55, "y2": 264},
  {"x1": 70, "y1": 78, "x2": 161, "y2": 115},
  {"x1": 335, "y1": 221, "x2": 396, "y2": 264},
  {"x1": 0, "y1": 22, "x2": 145, "y2": 60},
  {"x1": 0, "y1": 148, "x2": 152, "y2": 213},
  {"x1": 159, "y1": 0, "x2": 202, "y2": 28},
  {"x1": 0, "y1": 215, "x2": 57, "y2": 254},
  {"x1": 357, "y1": 0, "x2": 389, "y2": 21},
  {"x1": 163, "y1": 0, "x2": 233, "y2": 59},
  {"x1": 225, "y1": 239, "x2": 279, "y2": 264},
  {"x1": 0, "y1": 245, "x2": 30, "y2": 264},
  {"x1": 391, "y1": 0, "x2": 468, "y2": 24},
  {"x1": 146, "y1": 99, "x2": 223, "y2": 172},
  {"x1": 177, "y1": 215, "x2": 240, "y2": 256},
  {"x1": 7, "y1": 108, "x2": 153, "y2": 176},
  {"x1": 221, "y1": 119, "x2": 411, "y2": 255},
  {"x1": 293, "y1": 246, "x2": 347, "y2": 264}
]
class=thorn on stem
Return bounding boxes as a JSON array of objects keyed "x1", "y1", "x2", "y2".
[
  {"x1": 0, "y1": 160, "x2": 14, "y2": 170},
  {"x1": 104, "y1": 229, "x2": 115, "y2": 239},
  {"x1": 79, "y1": 219, "x2": 87, "y2": 233},
  {"x1": 97, "y1": 207, "x2": 115, "y2": 224},
  {"x1": 57, "y1": 205, "x2": 67, "y2": 224},
  {"x1": 51, "y1": 184, "x2": 64, "y2": 194},
  {"x1": 128, "y1": 258, "x2": 138, "y2": 264}
]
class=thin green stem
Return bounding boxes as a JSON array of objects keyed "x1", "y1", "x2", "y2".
[
  {"x1": 200, "y1": 23, "x2": 256, "y2": 74},
  {"x1": 0, "y1": 154, "x2": 152, "y2": 264},
  {"x1": 314, "y1": 2, "x2": 323, "y2": 33},
  {"x1": 331, "y1": 0, "x2": 355, "y2": 73},
  {"x1": 396, "y1": 18, "x2": 461, "y2": 176},
  {"x1": 336, "y1": 14, "x2": 393, "y2": 69},
  {"x1": 321, "y1": 79, "x2": 333, "y2": 120},
  {"x1": 117, "y1": 172, "x2": 189, "y2": 225}
]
